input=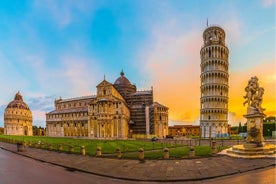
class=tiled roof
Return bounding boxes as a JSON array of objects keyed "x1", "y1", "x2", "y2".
[
  {"x1": 170, "y1": 125, "x2": 200, "y2": 128},
  {"x1": 131, "y1": 90, "x2": 152, "y2": 96},
  {"x1": 58, "y1": 95, "x2": 96, "y2": 103},
  {"x1": 47, "y1": 107, "x2": 88, "y2": 114},
  {"x1": 151, "y1": 102, "x2": 168, "y2": 109}
]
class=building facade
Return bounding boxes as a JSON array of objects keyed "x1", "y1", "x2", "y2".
[
  {"x1": 46, "y1": 96, "x2": 93, "y2": 137},
  {"x1": 46, "y1": 71, "x2": 169, "y2": 138},
  {"x1": 200, "y1": 25, "x2": 229, "y2": 138},
  {"x1": 4, "y1": 92, "x2": 33, "y2": 136},
  {"x1": 168, "y1": 125, "x2": 200, "y2": 137}
]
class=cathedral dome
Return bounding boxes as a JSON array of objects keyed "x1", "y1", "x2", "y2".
[
  {"x1": 114, "y1": 70, "x2": 131, "y2": 86},
  {"x1": 6, "y1": 91, "x2": 30, "y2": 110}
]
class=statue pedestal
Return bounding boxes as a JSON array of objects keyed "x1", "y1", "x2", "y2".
[
  {"x1": 222, "y1": 76, "x2": 276, "y2": 158},
  {"x1": 244, "y1": 108, "x2": 265, "y2": 147},
  {"x1": 224, "y1": 108, "x2": 276, "y2": 158}
]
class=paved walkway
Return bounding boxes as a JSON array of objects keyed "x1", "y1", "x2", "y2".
[{"x1": 0, "y1": 142, "x2": 275, "y2": 182}]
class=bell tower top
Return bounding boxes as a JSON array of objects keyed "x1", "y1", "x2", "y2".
[{"x1": 203, "y1": 26, "x2": 226, "y2": 46}]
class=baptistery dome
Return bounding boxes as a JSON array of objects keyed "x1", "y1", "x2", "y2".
[
  {"x1": 4, "y1": 91, "x2": 33, "y2": 136},
  {"x1": 7, "y1": 92, "x2": 30, "y2": 110}
]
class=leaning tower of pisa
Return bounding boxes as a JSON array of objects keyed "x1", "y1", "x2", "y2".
[{"x1": 200, "y1": 25, "x2": 229, "y2": 138}]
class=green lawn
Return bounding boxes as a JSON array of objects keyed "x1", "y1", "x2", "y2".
[{"x1": 0, "y1": 135, "x2": 229, "y2": 159}]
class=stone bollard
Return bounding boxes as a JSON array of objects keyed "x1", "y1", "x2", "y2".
[
  {"x1": 49, "y1": 144, "x2": 53, "y2": 151},
  {"x1": 116, "y1": 148, "x2": 122, "y2": 159},
  {"x1": 23, "y1": 141, "x2": 27, "y2": 147},
  {"x1": 58, "y1": 144, "x2": 63, "y2": 152},
  {"x1": 35, "y1": 143, "x2": 39, "y2": 148},
  {"x1": 189, "y1": 146, "x2": 195, "y2": 158},
  {"x1": 69, "y1": 145, "x2": 74, "y2": 153},
  {"x1": 211, "y1": 141, "x2": 217, "y2": 154},
  {"x1": 29, "y1": 141, "x2": 32, "y2": 147},
  {"x1": 81, "y1": 146, "x2": 85, "y2": 156},
  {"x1": 17, "y1": 143, "x2": 25, "y2": 152},
  {"x1": 138, "y1": 148, "x2": 144, "y2": 162},
  {"x1": 163, "y1": 148, "x2": 169, "y2": 159},
  {"x1": 41, "y1": 143, "x2": 45, "y2": 149},
  {"x1": 96, "y1": 147, "x2": 102, "y2": 157}
]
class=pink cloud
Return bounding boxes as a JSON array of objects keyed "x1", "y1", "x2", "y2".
[
  {"x1": 137, "y1": 26, "x2": 202, "y2": 123},
  {"x1": 262, "y1": 0, "x2": 276, "y2": 7}
]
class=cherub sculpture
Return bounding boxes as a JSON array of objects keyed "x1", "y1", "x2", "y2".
[{"x1": 243, "y1": 76, "x2": 265, "y2": 113}]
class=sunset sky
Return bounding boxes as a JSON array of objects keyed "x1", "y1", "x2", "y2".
[{"x1": 0, "y1": 0, "x2": 275, "y2": 127}]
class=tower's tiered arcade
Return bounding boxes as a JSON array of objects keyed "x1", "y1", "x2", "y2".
[{"x1": 200, "y1": 25, "x2": 229, "y2": 138}]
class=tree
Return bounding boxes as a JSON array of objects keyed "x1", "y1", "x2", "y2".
[{"x1": 238, "y1": 122, "x2": 243, "y2": 133}]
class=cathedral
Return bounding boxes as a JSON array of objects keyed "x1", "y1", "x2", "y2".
[{"x1": 46, "y1": 71, "x2": 169, "y2": 138}]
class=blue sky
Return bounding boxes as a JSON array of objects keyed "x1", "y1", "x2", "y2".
[{"x1": 0, "y1": 0, "x2": 275, "y2": 127}]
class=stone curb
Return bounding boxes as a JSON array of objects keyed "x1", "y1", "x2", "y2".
[{"x1": 1, "y1": 145, "x2": 275, "y2": 182}]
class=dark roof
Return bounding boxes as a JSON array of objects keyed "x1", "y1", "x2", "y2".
[
  {"x1": 57, "y1": 95, "x2": 96, "y2": 103},
  {"x1": 131, "y1": 90, "x2": 152, "y2": 96},
  {"x1": 170, "y1": 125, "x2": 200, "y2": 128},
  {"x1": 47, "y1": 107, "x2": 88, "y2": 114},
  {"x1": 6, "y1": 91, "x2": 30, "y2": 110},
  {"x1": 114, "y1": 70, "x2": 131, "y2": 86},
  {"x1": 151, "y1": 102, "x2": 168, "y2": 109}
]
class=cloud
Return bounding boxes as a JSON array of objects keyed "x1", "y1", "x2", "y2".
[
  {"x1": 223, "y1": 19, "x2": 242, "y2": 47},
  {"x1": 59, "y1": 56, "x2": 102, "y2": 96},
  {"x1": 136, "y1": 19, "x2": 202, "y2": 123},
  {"x1": 26, "y1": 95, "x2": 57, "y2": 127},
  {"x1": 33, "y1": 0, "x2": 98, "y2": 28},
  {"x1": 26, "y1": 95, "x2": 56, "y2": 112},
  {"x1": 32, "y1": 110, "x2": 47, "y2": 127},
  {"x1": 19, "y1": 52, "x2": 102, "y2": 98},
  {"x1": 262, "y1": 0, "x2": 276, "y2": 7},
  {"x1": 0, "y1": 52, "x2": 29, "y2": 104},
  {"x1": 0, "y1": 105, "x2": 6, "y2": 127},
  {"x1": 228, "y1": 112, "x2": 246, "y2": 126}
]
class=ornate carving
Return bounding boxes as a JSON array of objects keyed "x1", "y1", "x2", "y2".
[{"x1": 243, "y1": 76, "x2": 265, "y2": 113}]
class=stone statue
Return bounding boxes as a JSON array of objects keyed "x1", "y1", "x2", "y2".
[
  {"x1": 243, "y1": 76, "x2": 265, "y2": 147},
  {"x1": 243, "y1": 76, "x2": 265, "y2": 113}
]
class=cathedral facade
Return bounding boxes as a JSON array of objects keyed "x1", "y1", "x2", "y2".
[
  {"x1": 4, "y1": 92, "x2": 33, "y2": 136},
  {"x1": 46, "y1": 71, "x2": 168, "y2": 138}
]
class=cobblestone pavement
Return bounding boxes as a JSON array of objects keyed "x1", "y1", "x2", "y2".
[{"x1": 0, "y1": 142, "x2": 275, "y2": 182}]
